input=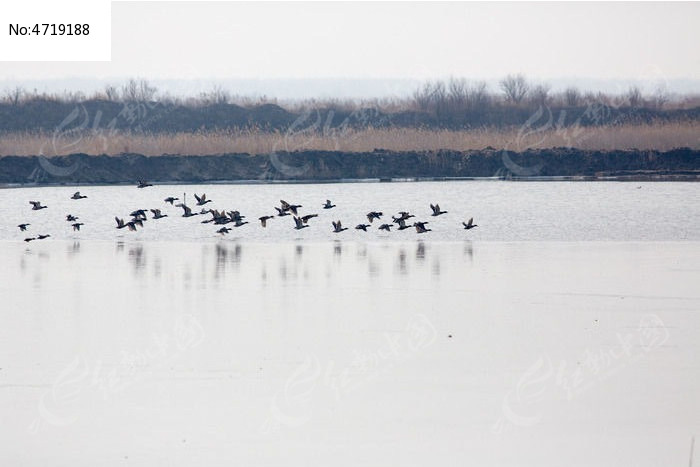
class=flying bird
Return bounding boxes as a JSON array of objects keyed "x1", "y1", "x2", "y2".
[
  {"x1": 393, "y1": 211, "x2": 414, "y2": 223},
  {"x1": 366, "y1": 211, "x2": 383, "y2": 223},
  {"x1": 281, "y1": 200, "x2": 302, "y2": 215},
  {"x1": 137, "y1": 180, "x2": 153, "y2": 188},
  {"x1": 293, "y1": 216, "x2": 309, "y2": 230},
  {"x1": 430, "y1": 204, "x2": 447, "y2": 216},
  {"x1": 379, "y1": 223, "x2": 392, "y2": 232},
  {"x1": 176, "y1": 203, "x2": 198, "y2": 217},
  {"x1": 72, "y1": 223, "x2": 84, "y2": 231},
  {"x1": 164, "y1": 197, "x2": 179, "y2": 205},
  {"x1": 332, "y1": 221, "x2": 347, "y2": 233},
  {"x1": 395, "y1": 219, "x2": 412, "y2": 230},
  {"x1": 233, "y1": 218, "x2": 249, "y2": 227},
  {"x1": 71, "y1": 191, "x2": 87, "y2": 200},
  {"x1": 414, "y1": 221, "x2": 432, "y2": 233},
  {"x1": 301, "y1": 214, "x2": 318, "y2": 224},
  {"x1": 227, "y1": 211, "x2": 245, "y2": 223},
  {"x1": 275, "y1": 207, "x2": 290, "y2": 217},
  {"x1": 194, "y1": 193, "x2": 212, "y2": 206},
  {"x1": 323, "y1": 200, "x2": 336, "y2": 209},
  {"x1": 356, "y1": 224, "x2": 370, "y2": 232},
  {"x1": 29, "y1": 201, "x2": 47, "y2": 210},
  {"x1": 18, "y1": 223, "x2": 30, "y2": 231},
  {"x1": 259, "y1": 215, "x2": 275, "y2": 227},
  {"x1": 150, "y1": 209, "x2": 167, "y2": 219},
  {"x1": 66, "y1": 214, "x2": 79, "y2": 222},
  {"x1": 462, "y1": 218, "x2": 478, "y2": 230}
]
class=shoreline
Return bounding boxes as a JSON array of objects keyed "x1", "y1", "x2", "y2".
[
  {"x1": 1, "y1": 147, "x2": 698, "y2": 186},
  {"x1": 2, "y1": 174, "x2": 699, "y2": 189}
]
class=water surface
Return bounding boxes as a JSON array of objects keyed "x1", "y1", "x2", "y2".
[{"x1": 1, "y1": 181, "x2": 699, "y2": 466}]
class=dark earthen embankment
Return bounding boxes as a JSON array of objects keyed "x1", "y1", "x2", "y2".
[{"x1": 1, "y1": 148, "x2": 698, "y2": 185}]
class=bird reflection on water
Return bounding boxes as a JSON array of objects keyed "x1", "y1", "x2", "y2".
[{"x1": 38, "y1": 240, "x2": 464, "y2": 292}]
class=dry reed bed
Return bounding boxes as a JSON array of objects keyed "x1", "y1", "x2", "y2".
[{"x1": 1, "y1": 122, "x2": 698, "y2": 157}]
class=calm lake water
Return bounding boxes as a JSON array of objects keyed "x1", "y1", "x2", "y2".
[
  {"x1": 0, "y1": 181, "x2": 698, "y2": 241},
  {"x1": 1, "y1": 181, "x2": 699, "y2": 466}
]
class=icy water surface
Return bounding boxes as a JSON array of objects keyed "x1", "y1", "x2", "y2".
[
  {"x1": 1, "y1": 181, "x2": 699, "y2": 466},
  {"x1": 1, "y1": 181, "x2": 698, "y2": 241}
]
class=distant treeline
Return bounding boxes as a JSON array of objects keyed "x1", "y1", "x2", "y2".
[{"x1": 1, "y1": 75, "x2": 699, "y2": 133}]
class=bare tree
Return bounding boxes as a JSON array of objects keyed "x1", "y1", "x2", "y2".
[
  {"x1": 430, "y1": 81, "x2": 448, "y2": 117},
  {"x1": 104, "y1": 85, "x2": 119, "y2": 102},
  {"x1": 499, "y1": 74, "x2": 529, "y2": 104},
  {"x1": 564, "y1": 87, "x2": 581, "y2": 107},
  {"x1": 448, "y1": 78, "x2": 467, "y2": 111},
  {"x1": 412, "y1": 82, "x2": 433, "y2": 111},
  {"x1": 529, "y1": 84, "x2": 551, "y2": 106},
  {"x1": 121, "y1": 79, "x2": 139, "y2": 101},
  {"x1": 210, "y1": 85, "x2": 230, "y2": 105},
  {"x1": 651, "y1": 85, "x2": 669, "y2": 110},
  {"x1": 121, "y1": 78, "x2": 157, "y2": 101},
  {"x1": 466, "y1": 81, "x2": 490, "y2": 110},
  {"x1": 137, "y1": 79, "x2": 157, "y2": 101},
  {"x1": 626, "y1": 86, "x2": 643, "y2": 108},
  {"x1": 5, "y1": 86, "x2": 24, "y2": 106}
]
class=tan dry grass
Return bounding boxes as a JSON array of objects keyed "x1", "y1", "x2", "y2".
[{"x1": 0, "y1": 122, "x2": 698, "y2": 156}]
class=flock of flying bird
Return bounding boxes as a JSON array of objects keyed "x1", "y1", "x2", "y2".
[{"x1": 17, "y1": 180, "x2": 478, "y2": 241}]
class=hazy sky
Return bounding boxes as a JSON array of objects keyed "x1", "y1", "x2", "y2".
[{"x1": 1, "y1": 2, "x2": 698, "y2": 97}]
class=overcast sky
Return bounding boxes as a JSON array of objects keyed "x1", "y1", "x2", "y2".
[{"x1": 1, "y1": 2, "x2": 698, "y2": 97}]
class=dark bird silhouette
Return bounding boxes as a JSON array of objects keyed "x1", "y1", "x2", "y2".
[
  {"x1": 115, "y1": 217, "x2": 127, "y2": 229},
  {"x1": 281, "y1": 200, "x2": 302, "y2": 215},
  {"x1": 379, "y1": 223, "x2": 392, "y2": 232},
  {"x1": 462, "y1": 217, "x2": 478, "y2": 230},
  {"x1": 126, "y1": 221, "x2": 139, "y2": 232},
  {"x1": 164, "y1": 197, "x2": 179, "y2": 205},
  {"x1": 259, "y1": 215, "x2": 274, "y2": 227},
  {"x1": 150, "y1": 209, "x2": 167, "y2": 219},
  {"x1": 72, "y1": 223, "x2": 84, "y2": 231},
  {"x1": 233, "y1": 218, "x2": 249, "y2": 227},
  {"x1": 414, "y1": 221, "x2": 432, "y2": 233},
  {"x1": 18, "y1": 223, "x2": 30, "y2": 231},
  {"x1": 176, "y1": 203, "x2": 198, "y2": 217},
  {"x1": 430, "y1": 204, "x2": 447, "y2": 216},
  {"x1": 366, "y1": 211, "x2": 383, "y2": 223},
  {"x1": 212, "y1": 209, "x2": 235, "y2": 224},
  {"x1": 356, "y1": 224, "x2": 371, "y2": 232},
  {"x1": 323, "y1": 200, "x2": 336, "y2": 209},
  {"x1": 202, "y1": 209, "x2": 225, "y2": 224},
  {"x1": 396, "y1": 219, "x2": 412, "y2": 230},
  {"x1": 293, "y1": 216, "x2": 309, "y2": 230},
  {"x1": 29, "y1": 201, "x2": 47, "y2": 210},
  {"x1": 24, "y1": 237, "x2": 35, "y2": 242},
  {"x1": 217, "y1": 227, "x2": 232, "y2": 235},
  {"x1": 275, "y1": 207, "x2": 290, "y2": 217},
  {"x1": 227, "y1": 211, "x2": 245, "y2": 223},
  {"x1": 301, "y1": 214, "x2": 318, "y2": 224},
  {"x1": 129, "y1": 209, "x2": 148, "y2": 220},
  {"x1": 332, "y1": 221, "x2": 347, "y2": 233},
  {"x1": 194, "y1": 193, "x2": 212, "y2": 206},
  {"x1": 392, "y1": 211, "x2": 415, "y2": 223},
  {"x1": 71, "y1": 191, "x2": 87, "y2": 200},
  {"x1": 37, "y1": 234, "x2": 51, "y2": 240},
  {"x1": 137, "y1": 180, "x2": 153, "y2": 188},
  {"x1": 66, "y1": 214, "x2": 79, "y2": 222}
]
